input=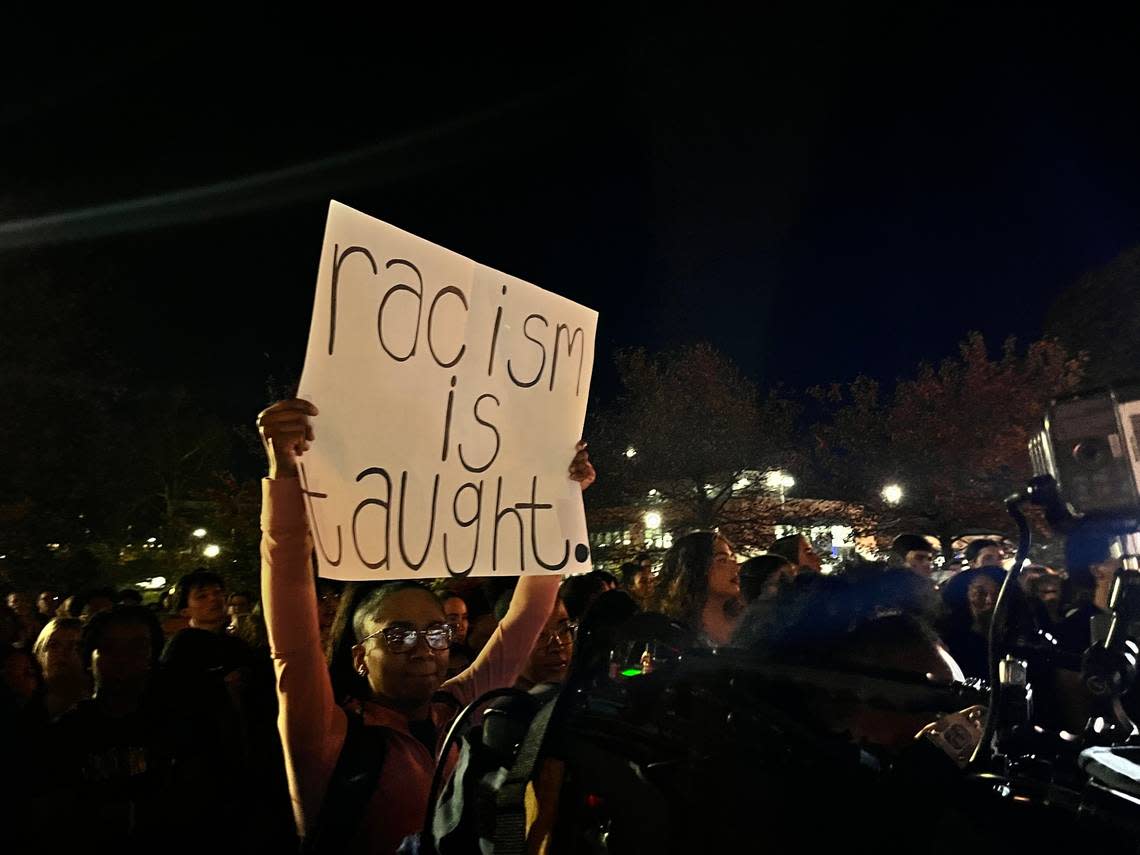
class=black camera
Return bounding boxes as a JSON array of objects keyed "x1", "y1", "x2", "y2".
[{"x1": 1030, "y1": 385, "x2": 1140, "y2": 521}]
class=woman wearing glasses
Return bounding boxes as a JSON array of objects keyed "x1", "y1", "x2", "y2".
[
  {"x1": 516, "y1": 598, "x2": 576, "y2": 690},
  {"x1": 256, "y1": 399, "x2": 594, "y2": 854}
]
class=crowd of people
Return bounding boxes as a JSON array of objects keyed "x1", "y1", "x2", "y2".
[{"x1": 0, "y1": 397, "x2": 1133, "y2": 852}]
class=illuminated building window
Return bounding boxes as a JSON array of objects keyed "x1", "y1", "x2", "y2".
[{"x1": 590, "y1": 527, "x2": 633, "y2": 549}]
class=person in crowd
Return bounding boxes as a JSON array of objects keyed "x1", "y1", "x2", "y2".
[
  {"x1": 175, "y1": 571, "x2": 229, "y2": 632},
  {"x1": 162, "y1": 570, "x2": 253, "y2": 686},
  {"x1": 6, "y1": 590, "x2": 45, "y2": 647},
  {"x1": 1056, "y1": 531, "x2": 1119, "y2": 655},
  {"x1": 939, "y1": 566, "x2": 1005, "y2": 679},
  {"x1": 76, "y1": 587, "x2": 116, "y2": 622},
  {"x1": 316, "y1": 580, "x2": 342, "y2": 650},
  {"x1": 439, "y1": 590, "x2": 474, "y2": 678},
  {"x1": 964, "y1": 538, "x2": 1005, "y2": 570},
  {"x1": 464, "y1": 578, "x2": 514, "y2": 654},
  {"x1": 229, "y1": 590, "x2": 254, "y2": 615},
  {"x1": 739, "y1": 554, "x2": 793, "y2": 604},
  {"x1": 561, "y1": 571, "x2": 614, "y2": 622},
  {"x1": 37, "y1": 590, "x2": 60, "y2": 620},
  {"x1": 0, "y1": 603, "x2": 20, "y2": 648},
  {"x1": 735, "y1": 571, "x2": 853, "y2": 658},
  {"x1": 440, "y1": 591, "x2": 470, "y2": 647},
  {"x1": 769, "y1": 533, "x2": 822, "y2": 575},
  {"x1": 509, "y1": 594, "x2": 575, "y2": 691},
  {"x1": 856, "y1": 563, "x2": 942, "y2": 626},
  {"x1": 40, "y1": 605, "x2": 242, "y2": 846},
  {"x1": 1017, "y1": 563, "x2": 1046, "y2": 593},
  {"x1": 890, "y1": 534, "x2": 938, "y2": 579},
  {"x1": 117, "y1": 588, "x2": 143, "y2": 606},
  {"x1": 57, "y1": 594, "x2": 81, "y2": 619},
  {"x1": 619, "y1": 560, "x2": 655, "y2": 604},
  {"x1": 594, "y1": 569, "x2": 619, "y2": 591},
  {"x1": 647, "y1": 531, "x2": 742, "y2": 646},
  {"x1": 256, "y1": 397, "x2": 594, "y2": 853},
  {"x1": 161, "y1": 569, "x2": 258, "y2": 788},
  {"x1": 934, "y1": 556, "x2": 965, "y2": 586},
  {"x1": 1025, "y1": 568, "x2": 1064, "y2": 630},
  {"x1": 32, "y1": 617, "x2": 89, "y2": 719},
  {"x1": 843, "y1": 556, "x2": 930, "y2": 624},
  {"x1": 226, "y1": 589, "x2": 256, "y2": 639}
]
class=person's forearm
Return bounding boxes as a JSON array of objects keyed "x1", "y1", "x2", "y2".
[{"x1": 260, "y1": 476, "x2": 344, "y2": 834}]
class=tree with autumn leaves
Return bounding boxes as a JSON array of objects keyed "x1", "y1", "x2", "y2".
[
  {"x1": 587, "y1": 343, "x2": 800, "y2": 552},
  {"x1": 808, "y1": 332, "x2": 1085, "y2": 555},
  {"x1": 587, "y1": 333, "x2": 1085, "y2": 560}
]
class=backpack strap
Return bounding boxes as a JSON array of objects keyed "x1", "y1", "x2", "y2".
[
  {"x1": 303, "y1": 708, "x2": 389, "y2": 854},
  {"x1": 492, "y1": 697, "x2": 558, "y2": 855},
  {"x1": 419, "y1": 687, "x2": 534, "y2": 851}
]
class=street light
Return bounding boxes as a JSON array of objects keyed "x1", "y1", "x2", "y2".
[
  {"x1": 625, "y1": 447, "x2": 637, "y2": 459},
  {"x1": 192, "y1": 528, "x2": 207, "y2": 539},
  {"x1": 644, "y1": 511, "x2": 663, "y2": 531},
  {"x1": 766, "y1": 470, "x2": 795, "y2": 503},
  {"x1": 203, "y1": 544, "x2": 221, "y2": 558},
  {"x1": 882, "y1": 483, "x2": 903, "y2": 505}
]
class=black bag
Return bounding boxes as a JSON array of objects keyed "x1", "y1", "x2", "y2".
[
  {"x1": 303, "y1": 708, "x2": 388, "y2": 854},
  {"x1": 412, "y1": 686, "x2": 558, "y2": 854},
  {"x1": 412, "y1": 678, "x2": 678, "y2": 855}
]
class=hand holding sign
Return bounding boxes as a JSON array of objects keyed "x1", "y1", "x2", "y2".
[
  {"x1": 569, "y1": 442, "x2": 596, "y2": 491},
  {"x1": 295, "y1": 202, "x2": 598, "y2": 580},
  {"x1": 257, "y1": 399, "x2": 319, "y2": 480}
]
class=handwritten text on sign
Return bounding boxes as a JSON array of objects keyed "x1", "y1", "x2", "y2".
[{"x1": 297, "y1": 202, "x2": 597, "y2": 580}]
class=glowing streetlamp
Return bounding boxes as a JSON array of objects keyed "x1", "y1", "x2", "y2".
[
  {"x1": 625, "y1": 447, "x2": 637, "y2": 459},
  {"x1": 192, "y1": 528, "x2": 207, "y2": 539},
  {"x1": 766, "y1": 470, "x2": 795, "y2": 503},
  {"x1": 203, "y1": 544, "x2": 221, "y2": 559},
  {"x1": 644, "y1": 511, "x2": 663, "y2": 531},
  {"x1": 881, "y1": 483, "x2": 903, "y2": 506}
]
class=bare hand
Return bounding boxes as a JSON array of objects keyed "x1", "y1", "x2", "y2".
[
  {"x1": 569, "y1": 441, "x2": 595, "y2": 491},
  {"x1": 256, "y1": 399, "x2": 318, "y2": 479}
]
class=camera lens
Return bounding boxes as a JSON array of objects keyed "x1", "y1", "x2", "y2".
[{"x1": 1072, "y1": 439, "x2": 1104, "y2": 464}]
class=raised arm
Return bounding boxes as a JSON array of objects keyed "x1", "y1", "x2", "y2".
[{"x1": 257, "y1": 399, "x2": 346, "y2": 835}]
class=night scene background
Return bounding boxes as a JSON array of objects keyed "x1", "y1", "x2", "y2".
[{"x1": 4, "y1": 6, "x2": 1140, "y2": 592}]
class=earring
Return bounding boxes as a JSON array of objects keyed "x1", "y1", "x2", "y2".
[{"x1": 357, "y1": 665, "x2": 368, "y2": 676}]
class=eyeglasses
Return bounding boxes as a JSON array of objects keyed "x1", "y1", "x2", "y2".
[
  {"x1": 361, "y1": 624, "x2": 453, "y2": 653},
  {"x1": 537, "y1": 620, "x2": 578, "y2": 650}
]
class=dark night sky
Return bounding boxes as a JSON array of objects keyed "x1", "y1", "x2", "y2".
[{"x1": 4, "y1": 8, "x2": 1140, "y2": 424}]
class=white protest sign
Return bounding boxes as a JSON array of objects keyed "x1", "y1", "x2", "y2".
[{"x1": 297, "y1": 201, "x2": 597, "y2": 581}]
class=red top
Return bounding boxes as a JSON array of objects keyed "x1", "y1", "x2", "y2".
[{"x1": 260, "y1": 477, "x2": 559, "y2": 854}]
